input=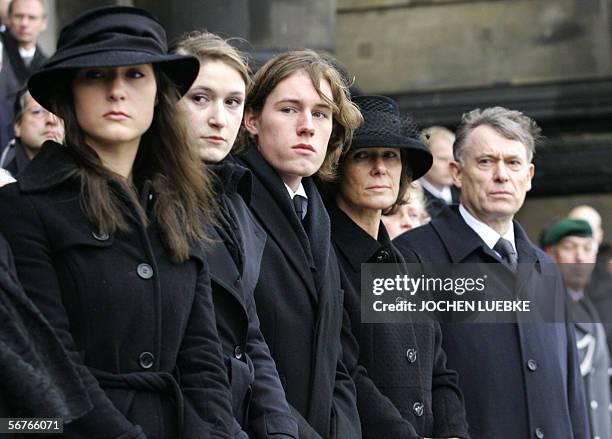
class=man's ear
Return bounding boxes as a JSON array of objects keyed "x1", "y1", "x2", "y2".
[
  {"x1": 526, "y1": 163, "x2": 535, "y2": 192},
  {"x1": 450, "y1": 160, "x2": 462, "y2": 188},
  {"x1": 243, "y1": 109, "x2": 259, "y2": 136}
]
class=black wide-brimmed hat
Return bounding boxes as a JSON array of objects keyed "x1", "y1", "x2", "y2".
[
  {"x1": 351, "y1": 95, "x2": 433, "y2": 180},
  {"x1": 28, "y1": 5, "x2": 199, "y2": 111}
]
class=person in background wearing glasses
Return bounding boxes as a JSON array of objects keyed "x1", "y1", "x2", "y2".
[{"x1": 0, "y1": 87, "x2": 63, "y2": 176}]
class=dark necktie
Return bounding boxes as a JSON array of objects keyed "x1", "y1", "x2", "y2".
[
  {"x1": 293, "y1": 195, "x2": 304, "y2": 220},
  {"x1": 494, "y1": 237, "x2": 517, "y2": 272}
]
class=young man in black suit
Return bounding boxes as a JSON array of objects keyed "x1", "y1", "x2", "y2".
[{"x1": 239, "y1": 50, "x2": 363, "y2": 439}]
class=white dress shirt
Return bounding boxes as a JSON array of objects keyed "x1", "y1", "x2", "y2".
[
  {"x1": 284, "y1": 181, "x2": 308, "y2": 219},
  {"x1": 459, "y1": 204, "x2": 516, "y2": 257}
]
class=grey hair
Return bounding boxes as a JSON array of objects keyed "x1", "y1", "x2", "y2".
[{"x1": 453, "y1": 106, "x2": 541, "y2": 165}]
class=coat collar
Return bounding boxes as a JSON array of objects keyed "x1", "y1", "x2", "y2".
[
  {"x1": 328, "y1": 201, "x2": 393, "y2": 271},
  {"x1": 239, "y1": 148, "x2": 331, "y2": 299},
  {"x1": 11, "y1": 140, "x2": 31, "y2": 175},
  {"x1": 431, "y1": 205, "x2": 541, "y2": 266},
  {"x1": 207, "y1": 156, "x2": 253, "y2": 203},
  {"x1": 17, "y1": 141, "x2": 79, "y2": 193}
]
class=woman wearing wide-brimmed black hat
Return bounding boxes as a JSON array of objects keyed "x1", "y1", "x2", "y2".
[
  {"x1": 0, "y1": 6, "x2": 234, "y2": 438},
  {"x1": 320, "y1": 95, "x2": 470, "y2": 438}
]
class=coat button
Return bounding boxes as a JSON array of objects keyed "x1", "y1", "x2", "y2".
[
  {"x1": 137, "y1": 263, "x2": 153, "y2": 279},
  {"x1": 138, "y1": 351, "x2": 155, "y2": 369},
  {"x1": 412, "y1": 401, "x2": 424, "y2": 417},
  {"x1": 92, "y1": 231, "x2": 109, "y2": 241},
  {"x1": 406, "y1": 348, "x2": 417, "y2": 363},
  {"x1": 234, "y1": 345, "x2": 243, "y2": 360},
  {"x1": 591, "y1": 400, "x2": 599, "y2": 410},
  {"x1": 535, "y1": 427, "x2": 544, "y2": 438},
  {"x1": 527, "y1": 359, "x2": 538, "y2": 371},
  {"x1": 376, "y1": 250, "x2": 390, "y2": 262}
]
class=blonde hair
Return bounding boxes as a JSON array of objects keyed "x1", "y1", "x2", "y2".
[{"x1": 419, "y1": 126, "x2": 455, "y2": 147}]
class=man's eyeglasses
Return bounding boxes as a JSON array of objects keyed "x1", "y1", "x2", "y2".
[{"x1": 23, "y1": 106, "x2": 53, "y2": 119}]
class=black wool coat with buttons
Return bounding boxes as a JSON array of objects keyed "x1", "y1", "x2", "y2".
[
  {"x1": 206, "y1": 159, "x2": 298, "y2": 439},
  {"x1": 0, "y1": 142, "x2": 235, "y2": 439},
  {"x1": 394, "y1": 206, "x2": 590, "y2": 439},
  {"x1": 327, "y1": 202, "x2": 470, "y2": 439},
  {"x1": 238, "y1": 149, "x2": 360, "y2": 439}
]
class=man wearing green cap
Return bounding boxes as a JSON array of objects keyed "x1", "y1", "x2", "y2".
[{"x1": 544, "y1": 219, "x2": 611, "y2": 439}]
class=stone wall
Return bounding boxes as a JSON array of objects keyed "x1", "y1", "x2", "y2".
[{"x1": 337, "y1": 0, "x2": 612, "y2": 93}]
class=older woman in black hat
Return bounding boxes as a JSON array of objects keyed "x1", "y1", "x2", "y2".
[
  {"x1": 0, "y1": 6, "x2": 234, "y2": 438},
  {"x1": 322, "y1": 95, "x2": 470, "y2": 439}
]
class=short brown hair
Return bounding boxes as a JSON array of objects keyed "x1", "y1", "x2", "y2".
[{"x1": 242, "y1": 49, "x2": 363, "y2": 181}]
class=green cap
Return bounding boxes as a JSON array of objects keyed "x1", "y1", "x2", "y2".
[{"x1": 543, "y1": 219, "x2": 593, "y2": 247}]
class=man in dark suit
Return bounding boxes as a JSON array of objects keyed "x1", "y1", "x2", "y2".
[
  {"x1": 1, "y1": 88, "x2": 63, "y2": 176},
  {"x1": 238, "y1": 50, "x2": 363, "y2": 439},
  {"x1": 395, "y1": 106, "x2": 590, "y2": 439},
  {"x1": 419, "y1": 126, "x2": 460, "y2": 218},
  {"x1": 0, "y1": 0, "x2": 48, "y2": 102}
]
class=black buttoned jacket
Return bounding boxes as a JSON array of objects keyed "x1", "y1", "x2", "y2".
[
  {"x1": 207, "y1": 159, "x2": 297, "y2": 438},
  {"x1": 0, "y1": 142, "x2": 234, "y2": 438},
  {"x1": 238, "y1": 149, "x2": 360, "y2": 439},
  {"x1": 327, "y1": 202, "x2": 470, "y2": 439},
  {"x1": 394, "y1": 206, "x2": 590, "y2": 439}
]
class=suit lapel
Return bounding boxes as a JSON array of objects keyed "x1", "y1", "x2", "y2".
[
  {"x1": 240, "y1": 150, "x2": 318, "y2": 302},
  {"x1": 431, "y1": 207, "x2": 500, "y2": 264},
  {"x1": 302, "y1": 178, "x2": 330, "y2": 294},
  {"x1": 513, "y1": 221, "x2": 543, "y2": 297}
]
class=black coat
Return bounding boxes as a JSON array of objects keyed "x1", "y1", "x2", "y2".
[
  {"x1": 0, "y1": 233, "x2": 91, "y2": 422},
  {"x1": 238, "y1": 149, "x2": 360, "y2": 439},
  {"x1": 0, "y1": 31, "x2": 47, "y2": 102},
  {"x1": 3, "y1": 139, "x2": 30, "y2": 177},
  {"x1": 0, "y1": 143, "x2": 234, "y2": 438},
  {"x1": 328, "y1": 202, "x2": 469, "y2": 439},
  {"x1": 207, "y1": 159, "x2": 297, "y2": 439},
  {"x1": 422, "y1": 185, "x2": 460, "y2": 219},
  {"x1": 394, "y1": 206, "x2": 590, "y2": 439}
]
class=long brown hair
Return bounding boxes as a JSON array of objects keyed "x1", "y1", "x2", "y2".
[{"x1": 49, "y1": 67, "x2": 216, "y2": 262}]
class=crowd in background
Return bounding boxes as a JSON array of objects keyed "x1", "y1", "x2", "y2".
[{"x1": 0, "y1": 2, "x2": 611, "y2": 439}]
